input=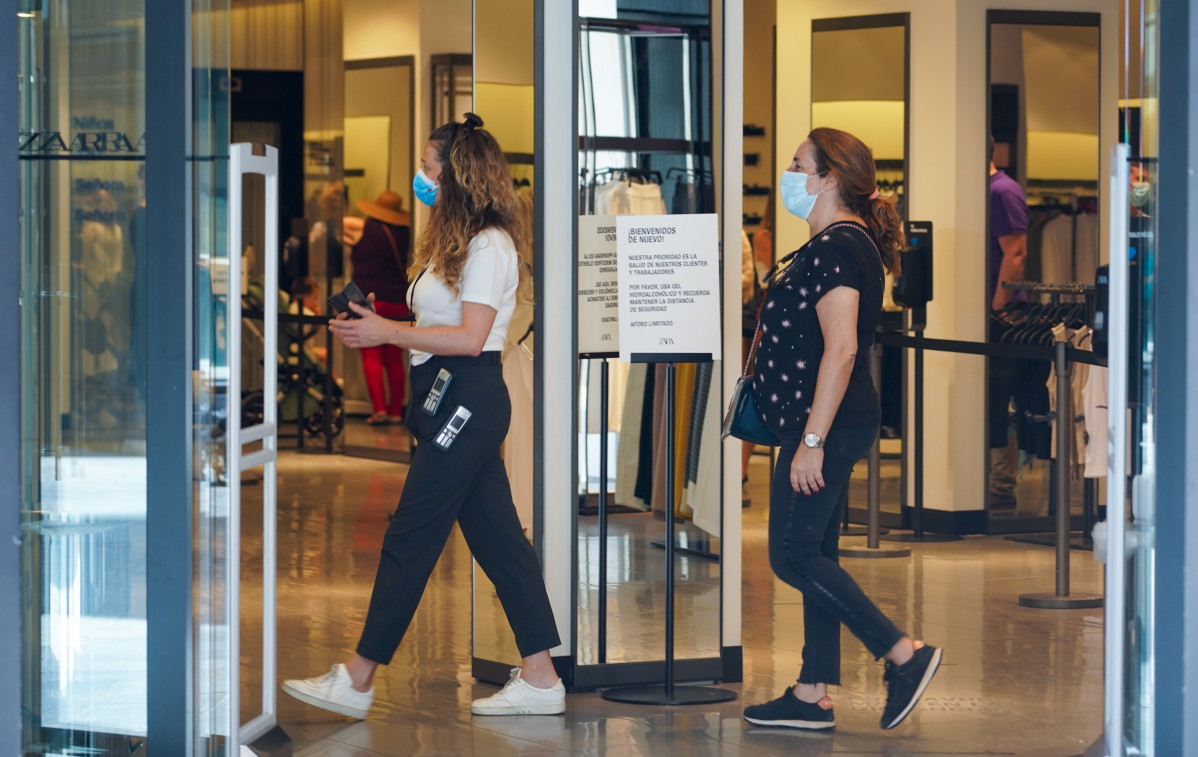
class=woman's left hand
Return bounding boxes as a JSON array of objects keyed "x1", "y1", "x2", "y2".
[
  {"x1": 790, "y1": 445, "x2": 825, "y2": 495},
  {"x1": 328, "y1": 296, "x2": 396, "y2": 349}
]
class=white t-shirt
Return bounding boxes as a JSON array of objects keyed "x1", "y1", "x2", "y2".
[{"x1": 408, "y1": 227, "x2": 519, "y2": 366}]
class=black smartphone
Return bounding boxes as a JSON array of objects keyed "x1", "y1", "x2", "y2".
[{"x1": 328, "y1": 282, "x2": 375, "y2": 318}]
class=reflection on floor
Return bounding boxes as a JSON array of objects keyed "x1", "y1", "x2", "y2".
[
  {"x1": 342, "y1": 416, "x2": 416, "y2": 452},
  {"x1": 262, "y1": 450, "x2": 1103, "y2": 756}
]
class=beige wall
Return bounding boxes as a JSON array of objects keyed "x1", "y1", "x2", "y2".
[
  {"x1": 776, "y1": 0, "x2": 1118, "y2": 519},
  {"x1": 342, "y1": 0, "x2": 472, "y2": 229}
]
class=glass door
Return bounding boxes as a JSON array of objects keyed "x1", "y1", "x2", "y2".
[
  {"x1": 17, "y1": 1, "x2": 245, "y2": 753},
  {"x1": 18, "y1": 3, "x2": 150, "y2": 753}
]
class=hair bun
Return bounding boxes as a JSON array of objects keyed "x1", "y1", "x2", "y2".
[{"x1": 463, "y1": 112, "x2": 484, "y2": 129}]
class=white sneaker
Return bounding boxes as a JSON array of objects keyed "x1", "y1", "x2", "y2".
[
  {"x1": 471, "y1": 668, "x2": 566, "y2": 716},
  {"x1": 282, "y1": 663, "x2": 373, "y2": 720}
]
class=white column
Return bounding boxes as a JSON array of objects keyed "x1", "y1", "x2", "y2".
[
  {"x1": 537, "y1": 0, "x2": 578, "y2": 658},
  {"x1": 719, "y1": 0, "x2": 744, "y2": 653}
]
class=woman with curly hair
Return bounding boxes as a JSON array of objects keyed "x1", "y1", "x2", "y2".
[
  {"x1": 742, "y1": 127, "x2": 941, "y2": 732},
  {"x1": 284, "y1": 114, "x2": 564, "y2": 719}
]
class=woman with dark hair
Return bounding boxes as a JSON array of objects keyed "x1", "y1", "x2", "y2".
[
  {"x1": 283, "y1": 113, "x2": 565, "y2": 719},
  {"x1": 742, "y1": 127, "x2": 941, "y2": 732}
]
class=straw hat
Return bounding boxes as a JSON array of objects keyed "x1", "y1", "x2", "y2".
[{"x1": 357, "y1": 190, "x2": 409, "y2": 226}]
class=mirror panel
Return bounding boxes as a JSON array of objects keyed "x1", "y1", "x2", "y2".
[
  {"x1": 811, "y1": 17, "x2": 908, "y2": 522},
  {"x1": 986, "y1": 17, "x2": 1099, "y2": 529},
  {"x1": 575, "y1": 7, "x2": 721, "y2": 674},
  {"x1": 340, "y1": 59, "x2": 416, "y2": 460}
]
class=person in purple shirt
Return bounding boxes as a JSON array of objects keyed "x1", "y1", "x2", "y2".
[
  {"x1": 988, "y1": 134, "x2": 1028, "y2": 510},
  {"x1": 989, "y1": 134, "x2": 1028, "y2": 308}
]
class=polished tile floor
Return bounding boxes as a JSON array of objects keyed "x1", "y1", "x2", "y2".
[{"x1": 256, "y1": 450, "x2": 1104, "y2": 756}]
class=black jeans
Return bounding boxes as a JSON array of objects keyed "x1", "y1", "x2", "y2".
[
  {"x1": 356, "y1": 353, "x2": 561, "y2": 664},
  {"x1": 769, "y1": 425, "x2": 905, "y2": 685}
]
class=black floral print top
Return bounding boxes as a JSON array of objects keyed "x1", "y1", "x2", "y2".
[{"x1": 752, "y1": 221, "x2": 885, "y2": 436}]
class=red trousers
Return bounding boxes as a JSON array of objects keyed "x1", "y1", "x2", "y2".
[{"x1": 360, "y1": 300, "x2": 409, "y2": 416}]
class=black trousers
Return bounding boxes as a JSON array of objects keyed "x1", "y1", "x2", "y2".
[
  {"x1": 769, "y1": 425, "x2": 905, "y2": 685},
  {"x1": 356, "y1": 352, "x2": 561, "y2": 664}
]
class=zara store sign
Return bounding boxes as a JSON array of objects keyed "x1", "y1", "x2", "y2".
[{"x1": 19, "y1": 115, "x2": 145, "y2": 154}]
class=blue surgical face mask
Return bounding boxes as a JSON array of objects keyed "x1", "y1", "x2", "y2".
[
  {"x1": 779, "y1": 170, "x2": 823, "y2": 220},
  {"x1": 413, "y1": 168, "x2": 439, "y2": 207},
  {"x1": 1130, "y1": 180, "x2": 1151, "y2": 208}
]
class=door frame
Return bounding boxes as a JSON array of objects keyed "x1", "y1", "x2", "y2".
[
  {"x1": 144, "y1": 0, "x2": 198, "y2": 751},
  {"x1": 1, "y1": 0, "x2": 21, "y2": 749},
  {"x1": 1152, "y1": 0, "x2": 1198, "y2": 751}
]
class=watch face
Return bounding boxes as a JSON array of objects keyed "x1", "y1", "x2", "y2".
[{"x1": 804, "y1": 433, "x2": 820, "y2": 448}]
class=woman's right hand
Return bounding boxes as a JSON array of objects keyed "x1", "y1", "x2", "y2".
[{"x1": 790, "y1": 445, "x2": 825, "y2": 495}]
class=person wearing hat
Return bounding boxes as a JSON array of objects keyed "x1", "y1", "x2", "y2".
[{"x1": 350, "y1": 190, "x2": 411, "y2": 424}]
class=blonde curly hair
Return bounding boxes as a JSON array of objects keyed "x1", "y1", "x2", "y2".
[{"x1": 408, "y1": 113, "x2": 527, "y2": 298}]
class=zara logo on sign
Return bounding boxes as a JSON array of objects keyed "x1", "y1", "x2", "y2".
[{"x1": 19, "y1": 122, "x2": 146, "y2": 154}]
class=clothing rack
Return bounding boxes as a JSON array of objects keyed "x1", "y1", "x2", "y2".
[{"x1": 1003, "y1": 281, "x2": 1096, "y2": 321}]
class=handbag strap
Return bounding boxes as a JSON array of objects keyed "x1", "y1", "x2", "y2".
[
  {"x1": 742, "y1": 320, "x2": 763, "y2": 378},
  {"x1": 380, "y1": 223, "x2": 405, "y2": 272}
]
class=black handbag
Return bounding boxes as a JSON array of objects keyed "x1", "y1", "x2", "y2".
[{"x1": 721, "y1": 321, "x2": 778, "y2": 447}]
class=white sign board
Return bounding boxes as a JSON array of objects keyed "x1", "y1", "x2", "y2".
[
  {"x1": 617, "y1": 213, "x2": 722, "y2": 363},
  {"x1": 577, "y1": 215, "x2": 620, "y2": 355}
]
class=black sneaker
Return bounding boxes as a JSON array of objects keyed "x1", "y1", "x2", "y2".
[
  {"x1": 880, "y1": 643, "x2": 942, "y2": 730},
  {"x1": 743, "y1": 688, "x2": 835, "y2": 730}
]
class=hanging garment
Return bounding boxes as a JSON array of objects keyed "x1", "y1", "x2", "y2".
[
  {"x1": 1074, "y1": 212, "x2": 1099, "y2": 284},
  {"x1": 651, "y1": 364, "x2": 668, "y2": 513},
  {"x1": 1071, "y1": 328, "x2": 1093, "y2": 471},
  {"x1": 594, "y1": 179, "x2": 625, "y2": 215},
  {"x1": 1083, "y1": 363, "x2": 1108, "y2": 478},
  {"x1": 614, "y1": 363, "x2": 650, "y2": 511},
  {"x1": 1039, "y1": 213, "x2": 1075, "y2": 283},
  {"x1": 672, "y1": 179, "x2": 699, "y2": 214},
  {"x1": 672, "y1": 363, "x2": 697, "y2": 517},
  {"x1": 690, "y1": 360, "x2": 724, "y2": 537},
  {"x1": 684, "y1": 362, "x2": 712, "y2": 496},
  {"x1": 503, "y1": 341, "x2": 536, "y2": 530},
  {"x1": 633, "y1": 365, "x2": 657, "y2": 505},
  {"x1": 627, "y1": 181, "x2": 667, "y2": 215}
]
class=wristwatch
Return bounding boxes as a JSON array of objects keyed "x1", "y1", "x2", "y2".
[{"x1": 803, "y1": 432, "x2": 825, "y2": 449}]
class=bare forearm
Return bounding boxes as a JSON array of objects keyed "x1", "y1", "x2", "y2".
[
  {"x1": 390, "y1": 323, "x2": 486, "y2": 356},
  {"x1": 805, "y1": 350, "x2": 855, "y2": 437},
  {"x1": 993, "y1": 258, "x2": 1025, "y2": 308},
  {"x1": 992, "y1": 234, "x2": 1027, "y2": 309}
]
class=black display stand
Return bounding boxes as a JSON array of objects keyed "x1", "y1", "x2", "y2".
[
  {"x1": 882, "y1": 328, "x2": 962, "y2": 543},
  {"x1": 602, "y1": 360, "x2": 736, "y2": 706}
]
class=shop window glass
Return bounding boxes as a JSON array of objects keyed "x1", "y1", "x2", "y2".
[{"x1": 18, "y1": 2, "x2": 149, "y2": 752}]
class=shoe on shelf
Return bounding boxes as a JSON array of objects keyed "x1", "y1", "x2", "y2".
[
  {"x1": 743, "y1": 688, "x2": 835, "y2": 729},
  {"x1": 282, "y1": 663, "x2": 373, "y2": 720},
  {"x1": 881, "y1": 642, "x2": 942, "y2": 730},
  {"x1": 471, "y1": 667, "x2": 565, "y2": 716}
]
